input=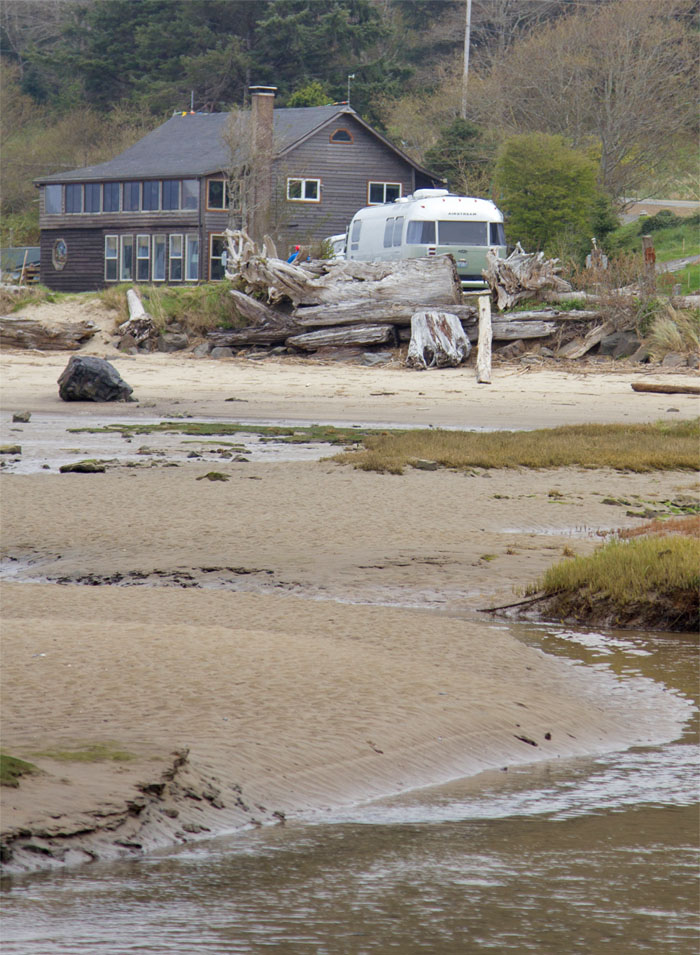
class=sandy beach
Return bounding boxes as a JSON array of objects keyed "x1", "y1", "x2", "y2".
[{"x1": 1, "y1": 340, "x2": 698, "y2": 872}]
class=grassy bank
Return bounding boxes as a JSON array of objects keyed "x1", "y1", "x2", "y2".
[
  {"x1": 524, "y1": 518, "x2": 699, "y2": 632},
  {"x1": 335, "y1": 419, "x2": 699, "y2": 475}
]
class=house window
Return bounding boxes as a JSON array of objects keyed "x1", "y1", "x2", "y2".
[
  {"x1": 287, "y1": 178, "x2": 320, "y2": 202},
  {"x1": 104, "y1": 182, "x2": 120, "y2": 212},
  {"x1": 65, "y1": 184, "x2": 83, "y2": 214},
  {"x1": 169, "y1": 234, "x2": 183, "y2": 280},
  {"x1": 85, "y1": 183, "x2": 101, "y2": 213},
  {"x1": 207, "y1": 179, "x2": 228, "y2": 210},
  {"x1": 182, "y1": 180, "x2": 199, "y2": 210},
  {"x1": 368, "y1": 182, "x2": 401, "y2": 204},
  {"x1": 136, "y1": 235, "x2": 150, "y2": 281},
  {"x1": 185, "y1": 234, "x2": 199, "y2": 281},
  {"x1": 105, "y1": 235, "x2": 118, "y2": 281},
  {"x1": 123, "y1": 182, "x2": 140, "y2": 212},
  {"x1": 120, "y1": 235, "x2": 134, "y2": 280},
  {"x1": 209, "y1": 234, "x2": 227, "y2": 280},
  {"x1": 142, "y1": 181, "x2": 160, "y2": 211},
  {"x1": 330, "y1": 128, "x2": 353, "y2": 143},
  {"x1": 152, "y1": 234, "x2": 166, "y2": 281},
  {"x1": 44, "y1": 184, "x2": 62, "y2": 214},
  {"x1": 163, "y1": 180, "x2": 180, "y2": 210}
]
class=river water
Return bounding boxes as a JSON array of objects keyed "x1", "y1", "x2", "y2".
[{"x1": 1, "y1": 621, "x2": 697, "y2": 955}]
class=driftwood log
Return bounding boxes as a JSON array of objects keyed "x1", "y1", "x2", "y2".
[
  {"x1": 557, "y1": 321, "x2": 614, "y2": 359},
  {"x1": 631, "y1": 382, "x2": 700, "y2": 396},
  {"x1": 476, "y1": 295, "x2": 492, "y2": 384},
  {"x1": 484, "y1": 243, "x2": 572, "y2": 311},
  {"x1": 406, "y1": 312, "x2": 471, "y2": 369},
  {"x1": 117, "y1": 288, "x2": 156, "y2": 345},
  {"x1": 0, "y1": 316, "x2": 97, "y2": 350},
  {"x1": 286, "y1": 324, "x2": 396, "y2": 351}
]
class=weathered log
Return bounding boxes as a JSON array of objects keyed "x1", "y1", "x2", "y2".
[
  {"x1": 208, "y1": 320, "x2": 303, "y2": 347},
  {"x1": 484, "y1": 243, "x2": 572, "y2": 311},
  {"x1": 476, "y1": 295, "x2": 492, "y2": 384},
  {"x1": 556, "y1": 322, "x2": 614, "y2": 359},
  {"x1": 229, "y1": 288, "x2": 289, "y2": 326},
  {"x1": 406, "y1": 312, "x2": 470, "y2": 369},
  {"x1": 225, "y1": 229, "x2": 462, "y2": 307},
  {"x1": 0, "y1": 316, "x2": 97, "y2": 350},
  {"x1": 498, "y1": 309, "x2": 602, "y2": 322},
  {"x1": 286, "y1": 324, "x2": 396, "y2": 351},
  {"x1": 631, "y1": 382, "x2": 700, "y2": 396},
  {"x1": 118, "y1": 288, "x2": 156, "y2": 345},
  {"x1": 293, "y1": 301, "x2": 478, "y2": 328}
]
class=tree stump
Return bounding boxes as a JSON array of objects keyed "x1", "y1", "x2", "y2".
[{"x1": 406, "y1": 311, "x2": 471, "y2": 369}]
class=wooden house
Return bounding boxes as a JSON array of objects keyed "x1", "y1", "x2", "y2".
[{"x1": 35, "y1": 88, "x2": 442, "y2": 292}]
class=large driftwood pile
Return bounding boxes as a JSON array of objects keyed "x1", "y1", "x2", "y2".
[{"x1": 0, "y1": 315, "x2": 97, "y2": 350}]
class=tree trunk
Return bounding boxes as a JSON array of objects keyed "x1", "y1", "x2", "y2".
[
  {"x1": 286, "y1": 324, "x2": 396, "y2": 351},
  {"x1": 476, "y1": 294, "x2": 492, "y2": 384},
  {"x1": 0, "y1": 316, "x2": 98, "y2": 351},
  {"x1": 406, "y1": 312, "x2": 471, "y2": 369},
  {"x1": 631, "y1": 382, "x2": 700, "y2": 396}
]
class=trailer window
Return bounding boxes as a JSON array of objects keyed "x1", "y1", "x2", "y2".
[
  {"x1": 406, "y1": 220, "x2": 436, "y2": 244},
  {"x1": 392, "y1": 216, "x2": 404, "y2": 247},
  {"x1": 383, "y1": 218, "x2": 394, "y2": 248},
  {"x1": 438, "y1": 221, "x2": 488, "y2": 245},
  {"x1": 490, "y1": 222, "x2": 506, "y2": 246},
  {"x1": 350, "y1": 219, "x2": 361, "y2": 251}
]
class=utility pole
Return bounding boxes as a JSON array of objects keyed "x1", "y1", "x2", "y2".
[
  {"x1": 347, "y1": 73, "x2": 355, "y2": 107},
  {"x1": 461, "y1": 0, "x2": 472, "y2": 120}
]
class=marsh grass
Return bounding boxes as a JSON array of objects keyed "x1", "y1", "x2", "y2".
[
  {"x1": 334, "y1": 419, "x2": 699, "y2": 474},
  {"x1": 0, "y1": 753, "x2": 40, "y2": 787},
  {"x1": 524, "y1": 533, "x2": 699, "y2": 631},
  {"x1": 69, "y1": 422, "x2": 388, "y2": 445},
  {"x1": 647, "y1": 304, "x2": 700, "y2": 359}
]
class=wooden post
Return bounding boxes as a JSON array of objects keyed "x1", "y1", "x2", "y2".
[
  {"x1": 476, "y1": 294, "x2": 492, "y2": 384},
  {"x1": 642, "y1": 234, "x2": 656, "y2": 290}
]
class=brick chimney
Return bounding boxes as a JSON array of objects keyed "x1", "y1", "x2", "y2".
[{"x1": 249, "y1": 86, "x2": 277, "y2": 242}]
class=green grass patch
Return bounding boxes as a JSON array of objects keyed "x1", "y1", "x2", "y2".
[
  {"x1": 32, "y1": 743, "x2": 135, "y2": 763},
  {"x1": 334, "y1": 419, "x2": 699, "y2": 474},
  {"x1": 525, "y1": 534, "x2": 699, "y2": 631},
  {"x1": 0, "y1": 753, "x2": 40, "y2": 787},
  {"x1": 69, "y1": 421, "x2": 390, "y2": 445}
]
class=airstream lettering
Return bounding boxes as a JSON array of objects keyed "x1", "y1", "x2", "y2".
[{"x1": 345, "y1": 189, "x2": 506, "y2": 289}]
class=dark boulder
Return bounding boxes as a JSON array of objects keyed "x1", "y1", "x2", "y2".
[{"x1": 57, "y1": 355, "x2": 135, "y2": 402}]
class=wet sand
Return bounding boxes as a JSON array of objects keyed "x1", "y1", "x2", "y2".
[{"x1": 1, "y1": 345, "x2": 697, "y2": 872}]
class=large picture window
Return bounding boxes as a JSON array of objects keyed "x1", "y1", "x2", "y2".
[
  {"x1": 105, "y1": 235, "x2": 118, "y2": 281},
  {"x1": 287, "y1": 178, "x2": 320, "y2": 202},
  {"x1": 185, "y1": 234, "x2": 199, "y2": 281},
  {"x1": 142, "y1": 181, "x2": 160, "y2": 211},
  {"x1": 44, "y1": 184, "x2": 62, "y2": 214},
  {"x1": 85, "y1": 183, "x2": 101, "y2": 213},
  {"x1": 368, "y1": 182, "x2": 401, "y2": 205},
  {"x1": 123, "y1": 182, "x2": 140, "y2": 212},
  {"x1": 65, "y1": 184, "x2": 83, "y2": 214},
  {"x1": 103, "y1": 183, "x2": 120, "y2": 212},
  {"x1": 169, "y1": 234, "x2": 183, "y2": 281},
  {"x1": 152, "y1": 234, "x2": 166, "y2": 282}
]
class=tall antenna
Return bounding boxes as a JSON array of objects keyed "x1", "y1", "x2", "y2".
[{"x1": 461, "y1": 0, "x2": 472, "y2": 119}]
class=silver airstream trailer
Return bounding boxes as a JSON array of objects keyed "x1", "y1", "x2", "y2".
[{"x1": 345, "y1": 189, "x2": 506, "y2": 289}]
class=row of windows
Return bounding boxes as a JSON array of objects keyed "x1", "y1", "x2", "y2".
[
  {"x1": 46, "y1": 177, "x2": 404, "y2": 215},
  {"x1": 351, "y1": 219, "x2": 507, "y2": 252},
  {"x1": 44, "y1": 179, "x2": 231, "y2": 216},
  {"x1": 104, "y1": 233, "x2": 228, "y2": 283}
]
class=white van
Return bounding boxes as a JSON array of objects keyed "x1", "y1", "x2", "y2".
[{"x1": 345, "y1": 189, "x2": 506, "y2": 289}]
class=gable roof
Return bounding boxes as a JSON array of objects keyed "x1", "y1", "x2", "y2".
[{"x1": 36, "y1": 105, "x2": 439, "y2": 185}]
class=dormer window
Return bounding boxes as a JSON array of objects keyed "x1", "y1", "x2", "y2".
[{"x1": 330, "y1": 128, "x2": 353, "y2": 144}]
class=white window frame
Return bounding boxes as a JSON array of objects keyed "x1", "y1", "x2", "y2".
[
  {"x1": 287, "y1": 178, "x2": 321, "y2": 202},
  {"x1": 368, "y1": 181, "x2": 402, "y2": 205},
  {"x1": 209, "y1": 233, "x2": 227, "y2": 280},
  {"x1": 104, "y1": 235, "x2": 118, "y2": 282},
  {"x1": 169, "y1": 234, "x2": 183, "y2": 282},
  {"x1": 185, "y1": 234, "x2": 199, "y2": 282},
  {"x1": 136, "y1": 234, "x2": 150, "y2": 281},
  {"x1": 119, "y1": 234, "x2": 134, "y2": 281},
  {"x1": 152, "y1": 234, "x2": 166, "y2": 282}
]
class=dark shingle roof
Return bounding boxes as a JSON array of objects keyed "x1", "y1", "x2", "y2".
[{"x1": 36, "y1": 105, "x2": 365, "y2": 184}]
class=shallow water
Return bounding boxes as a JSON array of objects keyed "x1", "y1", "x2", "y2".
[{"x1": 2, "y1": 623, "x2": 697, "y2": 955}]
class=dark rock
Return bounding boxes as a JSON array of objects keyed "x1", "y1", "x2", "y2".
[
  {"x1": 661, "y1": 352, "x2": 686, "y2": 368},
  {"x1": 192, "y1": 342, "x2": 211, "y2": 357},
  {"x1": 118, "y1": 333, "x2": 138, "y2": 353},
  {"x1": 210, "y1": 347, "x2": 234, "y2": 359},
  {"x1": 58, "y1": 356, "x2": 134, "y2": 402},
  {"x1": 59, "y1": 460, "x2": 107, "y2": 473},
  {"x1": 362, "y1": 351, "x2": 393, "y2": 366},
  {"x1": 599, "y1": 330, "x2": 641, "y2": 358},
  {"x1": 497, "y1": 340, "x2": 526, "y2": 360},
  {"x1": 157, "y1": 332, "x2": 189, "y2": 353},
  {"x1": 629, "y1": 344, "x2": 651, "y2": 363}
]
